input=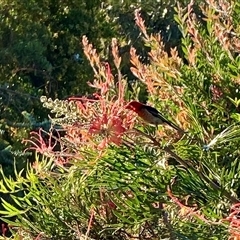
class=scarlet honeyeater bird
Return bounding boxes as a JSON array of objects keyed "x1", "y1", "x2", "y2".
[{"x1": 126, "y1": 101, "x2": 184, "y2": 132}]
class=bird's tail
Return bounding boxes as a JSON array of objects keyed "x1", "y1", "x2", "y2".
[{"x1": 165, "y1": 119, "x2": 186, "y2": 134}]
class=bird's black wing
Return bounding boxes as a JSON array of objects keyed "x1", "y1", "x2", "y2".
[{"x1": 144, "y1": 105, "x2": 181, "y2": 131}]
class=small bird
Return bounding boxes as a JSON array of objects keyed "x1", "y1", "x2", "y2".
[{"x1": 126, "y1": 101, "x2": 184, "y2": 132}]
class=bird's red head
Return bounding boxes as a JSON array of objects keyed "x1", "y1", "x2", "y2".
[{"x1": 126, "y1": 101, "x2": 143, "y2": 112}]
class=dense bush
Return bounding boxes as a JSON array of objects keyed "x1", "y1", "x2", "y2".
[{"x1": 0, "y1": 0, "x2": 240, "y2": 239}]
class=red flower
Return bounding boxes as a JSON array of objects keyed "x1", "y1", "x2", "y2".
[
  {"x1": 89, "y1": 113, "x2": 126, "y2": 150},
  {"x1": 224, "y1": 203, "x2": 240, "y2": 238}
]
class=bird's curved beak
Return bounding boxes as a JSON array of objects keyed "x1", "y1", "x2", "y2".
[{"x1": 125, "y1": 103, "x2": 133, "y2": 110}]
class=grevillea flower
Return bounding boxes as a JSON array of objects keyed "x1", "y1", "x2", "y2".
[
  {"x1": 89, "y1": 113, "x2": 126, "y2": 150},
  {"x1": 24, "y1": 129, "x2": 58, "y2": 157},
  {"x1": 224, "y1": 203, "x2": 240, "y2": 238},
  {"x1": 167, "y1": 188, "x2": 210, "y2": 223},
  {"x1": 64, "y1": 39, "x2": 137, "y2": 152},
  {"x1": 25, "y1": 37, "x2": 137, "y2": 163},
  {"x1": 67, "y1": 91, "x2": 136, "y2": 150}
]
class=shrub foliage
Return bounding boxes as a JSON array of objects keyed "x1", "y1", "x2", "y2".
[{"x1": 0, "y1": 0, "x2": 240, "y2": 239}]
